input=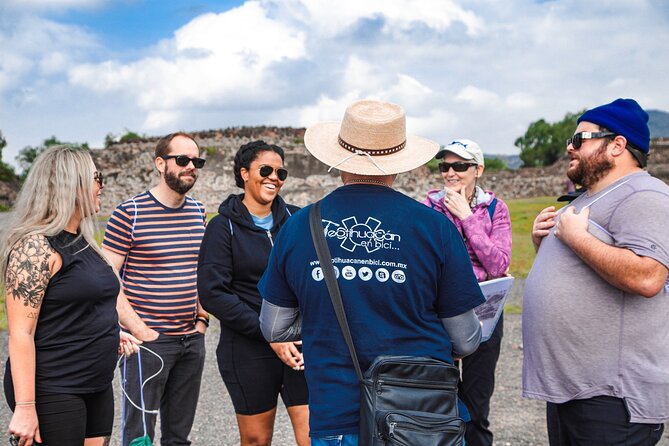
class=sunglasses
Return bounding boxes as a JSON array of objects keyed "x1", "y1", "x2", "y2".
[
  {"x1": 93, "y1": 171, "x2": 104, "y2": 187},
  {"x1": 259, "y1": 165, "x2": 288, "y2": 181},
  {"x1": 161, "y1": 155, "x2": 206, "y2": 169},
  {"x1": 438, "y1": 162, "x2": 477, "y2": 173},
  {"x1": 566, "y1": 131, "x2": 616, "y2": 149}
]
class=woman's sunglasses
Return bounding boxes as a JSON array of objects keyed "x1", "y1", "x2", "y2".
[
  {"x1": 566, "y1": 131, "x2": 615, "y2": 149},
  {"x1": 259, "y1": 165, "x2": 288, "y2": 181},
  {"x1": 94, "y1": 171, "x2": 104, "y2": 187},
  {"x1": 438, "y1": 162, "x2": 477, "y2": 173},
  {"x1": 161, "y1": 155, "x2": 206, "y2": 168}
]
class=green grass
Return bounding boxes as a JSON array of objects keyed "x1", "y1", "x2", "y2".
[
  {"x1": 507, "y1": 196, "x2": 565, "y2": 278},
  {"x1": 0, "y1": 197, "x2": 563, "y2": 329}
]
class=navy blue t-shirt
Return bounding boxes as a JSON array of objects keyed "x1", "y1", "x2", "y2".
[{"x1": 259, "y1": 185, "x2": 484, "y2": 437}]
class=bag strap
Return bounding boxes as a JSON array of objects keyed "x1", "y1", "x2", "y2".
[
  {"x1": 309, "y1": 201, "x2": 364, "y2": 382},
  {"x1": 487, "y1": 197, "x2": 497, "y2": 221}
]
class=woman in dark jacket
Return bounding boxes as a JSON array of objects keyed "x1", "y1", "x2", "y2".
[{"x1": 198, "y1": 140, "x2": 309, "y2": 446}]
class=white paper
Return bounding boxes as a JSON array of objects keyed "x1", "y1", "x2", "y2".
[{"x1": 475, "y1": 276, "x2": 514, "y2": 342}]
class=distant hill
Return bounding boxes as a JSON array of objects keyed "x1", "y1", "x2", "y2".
[
  {"x1": 487, "y1": 154, "x2": 522, "y2": 169},
  {"x1": 649, "y1": 109, "x2": 669, "y2": 138}
]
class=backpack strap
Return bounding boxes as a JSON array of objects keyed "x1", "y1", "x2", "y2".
[
  {"x1": 487, "y1": 197, "x2": 497, "y2": 221},
  {"x1": 120, "y1": 197, "x2": 139, "y2": 281}
]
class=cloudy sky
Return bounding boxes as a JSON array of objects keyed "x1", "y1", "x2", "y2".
[{"x1": 1, "y1": 0, "x2": 668, "y2": 168}]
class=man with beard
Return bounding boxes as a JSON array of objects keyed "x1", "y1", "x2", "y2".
[
  {"x1": 102, "y1": 132, "x2": 208, "y2": 445},
  {"x1": 522, "y1": 98, "x2": 669, "y2": 445}
]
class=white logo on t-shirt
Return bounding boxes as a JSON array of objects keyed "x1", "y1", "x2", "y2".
[
  {"x1": 341, "y1": 266, "x2": 356, "y2": 280},
  {"x1": 311, "y1": 267, "x2": 324, "y2": 281},
  {"x1": 322, "y1": 217, "x2": 400, "y2": 253},
  {"x1": 375, "y1": 268, "x2": 390, "y2": 282},
  {"x1": 359, "y1": 267, "x2": 373, "y2": 281},
  {"x1": 391, "y1": 270, "x2": 406, "y2": 283}
]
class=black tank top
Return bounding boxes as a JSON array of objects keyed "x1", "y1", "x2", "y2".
[{"x1": 5, "y1": 231, "x2": 120, "y2": 395}]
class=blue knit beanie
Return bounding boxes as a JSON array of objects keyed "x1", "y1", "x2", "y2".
[{"x1": 577, "y1": 98, "x2": 650, "y2": 153}]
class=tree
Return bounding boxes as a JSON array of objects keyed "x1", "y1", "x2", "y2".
[
  {"x1": 516, "y1": 110, "x2": 584, "y2": 167},
  {"x1": 0, "y1": 131, "x2": 17, "y2": 181},
  {"x1": 17, "y1": 136, "x2": 88, "y2": 179},
  {"x1": 119, "y1": 130, "x2": 143, "y2": 143},
  {"x1": 484, "y1": 157, "x2": 507, "y2": 171},
  {"x1": 104, "y1": 133, "x2": 116, "y2": 148}
]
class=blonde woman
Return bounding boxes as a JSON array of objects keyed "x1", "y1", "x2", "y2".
[{"x1": 1, "y1": 146, "x2": 137, "y2": 446}]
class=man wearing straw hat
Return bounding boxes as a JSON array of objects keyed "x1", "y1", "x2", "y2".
[{"x1": 258, "y1": 99, "x2": 485, "y2": 444}]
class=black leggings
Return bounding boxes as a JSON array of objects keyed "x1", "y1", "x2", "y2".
[{"x1": 6, "y1": 384, "x2": 114, "y2": 445}]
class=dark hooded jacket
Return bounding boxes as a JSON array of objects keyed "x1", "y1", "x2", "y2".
[{"x1": 197, "y1": 193, "x2": 299, "y2": 341}]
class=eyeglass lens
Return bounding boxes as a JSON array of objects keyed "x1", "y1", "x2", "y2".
[
  {"x1": 259, "y1": 165, "x2": 288, "y2": 181},
  {"x1": 567, "y1": 133, "x2": 584, "y2": 149},
  {"x1": 94, "y1": 171, "x2": 104, "y2": 186},
  {"x1": 566, "y1": 132, "x2": 616, "y2": 150},
  {"x1": 439, "y1": 162, "x2": 476, "y2": 173},
  {"x1": 167, "y1": 155, "x2": 206, "y2": 168}
]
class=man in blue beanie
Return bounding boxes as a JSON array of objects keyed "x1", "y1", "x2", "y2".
[{"x1": 523, "y1": 98, "x2": 669, "y2": 445}]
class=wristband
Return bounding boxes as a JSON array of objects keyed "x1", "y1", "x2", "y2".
[
  {"x1": 15, "y1": 401, "x2": 36, "y2": 406},
  {"x1": 195, "y1": 317, "x2": 209, "y2": 328}
]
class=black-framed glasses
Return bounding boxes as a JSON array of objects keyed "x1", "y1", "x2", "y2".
[
  {"x1": 259, "y1": 165, "x2": 288, "y2": 181},
  {"x1": 438, "y1": 162, "x2": 477, "y2": 173},
  {"x1": 161, "y1": 155, "x2": 206, "y2": 168},
  {"x1": 93, "y1": 171, "x2": 104, "y2": 187},
  {"x1": 566, "y1": 132, "x2": 616, "y2": 149}
]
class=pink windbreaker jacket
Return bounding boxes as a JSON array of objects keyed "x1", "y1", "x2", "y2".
[{"x1": 421, "y1": 188, "x2": 512, "y2": 282}]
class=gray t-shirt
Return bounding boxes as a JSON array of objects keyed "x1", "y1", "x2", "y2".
[{"x1": 522, "y1": 171, "x2": 669, "y2": 424}]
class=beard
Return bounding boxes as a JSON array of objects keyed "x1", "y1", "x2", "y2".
[
  {"x1": 566, "y1": 142, "x2": 614, "y2": 189},
  {"x1": 165, "y1": 168, "x2": 197, "y2": 195}
]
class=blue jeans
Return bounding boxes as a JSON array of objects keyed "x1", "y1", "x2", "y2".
[{"x1": 312, "y1": 434, "x2": 359, "y2": 446}]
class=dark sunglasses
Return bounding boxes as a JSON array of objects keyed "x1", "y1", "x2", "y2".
[
  {"x1": 566, "y1": 131, "x2": 616, "y2": 149},
  {"x1": 161, "y1": 155, "x2": 206, "y2": 168},
  {"x1": 93, "y1": 171, "x2": 104, "y2": 187},
  {"x1": 438, "y1": 162, "x2": 477, "y2": 173},
  {"x1": 259, "y1": 165, "x2": 288, "y2": 181}
]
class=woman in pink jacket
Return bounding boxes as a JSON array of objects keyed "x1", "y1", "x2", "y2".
[{"x1": 422, "y1": 139, "x2": 512, "y2": 446}]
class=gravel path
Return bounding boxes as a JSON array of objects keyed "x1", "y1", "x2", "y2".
[{"x1": 1, "y1": 280, "x2": 667, "y2": 444}]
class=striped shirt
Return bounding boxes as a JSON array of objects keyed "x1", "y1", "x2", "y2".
[{"x1": 103, "y1": 191, "x2": 206, "y2": 335}]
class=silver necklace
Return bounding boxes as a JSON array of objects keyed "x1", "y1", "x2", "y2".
[{"x1": 344, "y1": 178, "x2": 388, "y2": 186}]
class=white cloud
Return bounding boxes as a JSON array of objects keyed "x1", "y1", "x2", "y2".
[
  {"x1": 2, "y1": 0, "x2": 669, "y2": 170},
  {"x1": 277, "y1": 0, "x2": 483, "y2": 37},
  {"x1": 69, "y1": 2, "x2": 307, "y2": 112},
  {"x1": 455, "y1": 86, "x2": 501, "y2": 108},
  {"x1": 506, "y1": 92, "x2": 535, "y2": 110},
  {"x1": 0, "y1": 15, "x2": 99, "y2": 94}
]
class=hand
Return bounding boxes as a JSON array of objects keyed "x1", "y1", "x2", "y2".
[
  {"x1": 8, "y1": 405, "x2": 41, "y2": 446},
  {"x1": 554, "y1": 206, "x2": 590, "y2": 248},
  {"x1": 532, "y1": 206, "x2": 557, "y2": 250},
  {"x1": 195, "y1": 320, "x2": 208, "y2": 334},
  {"x1": 270, "y1": 341, "x2": 304, "y2": 370},
  {"x1": 443, "y1": 186, "x2": 473, "y2": 220},
  {"x1": 136, "y1": 327, "x2": 159, "y2": 342},
  {"x1": 118, "y1": 331, "x2": 142, "y2": 356}
]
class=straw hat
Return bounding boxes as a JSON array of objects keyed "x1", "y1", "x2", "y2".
[{"x1": 303, "y1": 99, "x2": 439, "y2": 175}]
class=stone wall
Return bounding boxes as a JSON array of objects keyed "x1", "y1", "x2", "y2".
[
  {"x1": 4, "y1": 132, "x2": 669, "y2": 214},
  {"x1": 91, "y1": 127, "x2": 436, "y2": 213}
]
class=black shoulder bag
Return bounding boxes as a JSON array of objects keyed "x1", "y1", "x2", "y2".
[{"x1": 309, "y1": 201, "x2": 465, "y2": 446}]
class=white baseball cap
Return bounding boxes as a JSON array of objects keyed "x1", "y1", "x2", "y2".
[{"x1": 435, "y1": 139, "x2": 484, "y2": 166}]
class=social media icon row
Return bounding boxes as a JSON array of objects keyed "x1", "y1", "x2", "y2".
[{"x1": 311, "y1": 266, "x2": 406, "y2": 284}]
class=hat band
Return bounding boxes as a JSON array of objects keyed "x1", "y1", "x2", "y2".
[{"x1": 338, "y1": 135, "x2": 406, "y2": 156}]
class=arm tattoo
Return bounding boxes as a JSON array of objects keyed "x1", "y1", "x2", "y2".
[{"x1": 6, "y1": 235, "x2": 53, "y2": 308}]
